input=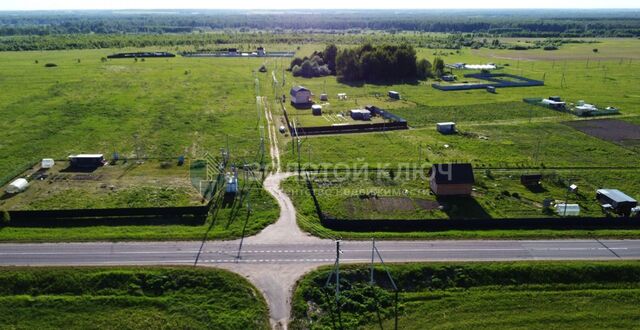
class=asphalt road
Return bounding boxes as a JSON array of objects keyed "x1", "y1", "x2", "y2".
[{"x1": 1, "y1": 239, "x2": 638, "y2": 266}]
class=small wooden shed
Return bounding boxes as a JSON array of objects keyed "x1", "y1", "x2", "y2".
[
  {"x1": 436, "y1": 122, "x2": 456, "y2": 134},
  {"x1": 429, "y1": 163, "x2": 475, "y2": 196}
]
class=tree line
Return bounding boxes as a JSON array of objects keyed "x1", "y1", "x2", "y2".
[
  {"x1": 290, "y1": 43, "x2": 446, "y2": 82},
  {"x1": 1, "y1": 11, "x2": 640, "y2": 38}
]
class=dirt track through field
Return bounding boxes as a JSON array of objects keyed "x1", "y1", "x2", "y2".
[{"x1": 262, "y1": 96, "x2": 281, "y2": 172}]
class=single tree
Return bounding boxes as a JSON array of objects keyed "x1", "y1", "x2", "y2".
[
  {"x1": 416, "y1": 59, "x2": 433, "y2": 79},
  {"x1": 433, "y1": 57, "x2": 445, "y2": 77},
  {"x1": 323, "y1": 44, "x2": 338, "y2": 74}
]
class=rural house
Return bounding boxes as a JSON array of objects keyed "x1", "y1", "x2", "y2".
[
  {"x1": 596, "y1": 189, "x2": 638, "y2": 217},
  {"x1": 290, "y1": 86, "x2": 312, "y2": 107},
  {"x1": 429, "y1": 163, "x2": 475, "y2": 196},
  {"x1": 349, "y1": 109, "x2": 372, "y2": 120}
]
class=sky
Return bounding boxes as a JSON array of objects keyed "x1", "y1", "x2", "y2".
[{"x1": 1, "y1": 0, "x2": 639, "y2": 11}]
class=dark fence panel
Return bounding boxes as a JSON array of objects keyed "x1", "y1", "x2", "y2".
[
  {"x1": 8, "y1": 206, "x2": 208, "y2": 227},
  {"x1": 295, "y1": 121, "x2": 408, "y2": 136},
  {"x1": 321, "y1": 216, "x2": 640, "y2": 232}
]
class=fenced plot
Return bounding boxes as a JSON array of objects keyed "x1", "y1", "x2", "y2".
[
  {"x1": 432, "y1": 73, "x2": 544, "y2": 91},
  {"x1": 564, "y1": 119, "x2": 640, "y2": 151}
]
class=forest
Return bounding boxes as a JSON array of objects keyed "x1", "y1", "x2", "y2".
[{"x1": 1, "y1": 9, "x2": 640, "y2": 37}]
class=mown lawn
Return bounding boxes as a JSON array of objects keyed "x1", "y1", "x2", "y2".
[
  {"x1": 0, "y1": 267, "x2": 269, "y2": 330},
  {"x1": 291, "y1": 261, "x2": 640, "y2": 330}
]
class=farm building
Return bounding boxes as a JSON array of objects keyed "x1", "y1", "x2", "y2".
[
  {"x1": 290, "y1": 86, "x2": 312, "y2": 107},
  {"x1": 320, "y1": 93, "x2": 328, "y2": 101},
  {"x1": 436, "y1": 122, "x2": 456, "y2": 134},
  {"x1": 338, "y1": 93, "x2": 348, "y2": 100},
  {"x1": 350, "y1": 109, "x2": 372, "y2": 121},
  {"x1": 5, "y1": 178, "x2": 29, "y2": 194},
  {"x1": 388, "y1": 91, "x2": 401, "y2": 100},
  {"x1": 312, "y1": 105, "x2": 322, "y2": 116},
  {"x1": 486, "y1": 86, "x2": 496, "y2": 93},
  {"x1": 68, "y1": 154, "x2": 105, "y2": 169},
  {"x1": 429, "y1": 163, "x2": 475, "y2": 196},
  {"x1": 520, "y1": 174, "x2": 543, "y2": 187},
  {"x1": 257, "y1": 47, "x2": 266, "y2": 56},
  {"x1": 596, "y1": 189, "x2": 638, "y2": 217}
]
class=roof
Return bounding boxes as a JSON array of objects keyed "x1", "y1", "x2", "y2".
[
  {"x1": 389, "y1": 91, "x2": 399, "y2": 94},
  {"x1": 437, "y1": 122, "x2": 456, "y2": 126},
  {"x1": 541, "y1": 99, "x2": 566, "y2": 105},
  {"x1": 430, "y1": 163, "x2": 475, "y2": 184},
  {"x1": 597, "y1": 189, "x2": 637, "y2": 203},
  {"x1": 290, "y1": 86, "x2": 309, "y2": 94},
  {"x1": 311, "y1": 105, "x2": 322, "y2": 109},
  {"x1": 350, "y1": 109, "x2": 371, "y2": 114},
  {"x1": 69, "y1": 154, "x2": 104, "y2": 159}
]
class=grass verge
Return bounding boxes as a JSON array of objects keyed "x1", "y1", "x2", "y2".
[
  {"x1": 0, "y1": 266, "x2": 269, "y2": 329},
  {"x1": 291, "y1": 261, "x2": 640, "y2": 329}
]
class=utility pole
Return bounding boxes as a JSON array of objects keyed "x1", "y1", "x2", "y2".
[
  {"x1": 297, "y1": 138, "x2": 302, "y2": 176},
  {"x1": 335, "y1": 240, "x2": 341, "y2": 300},
  {"x1": 370, "y1": 238, "x2": 376, "y2": 285},
  {"x1": 369, "y1": 238, "x2": 400, "y2": 330}
]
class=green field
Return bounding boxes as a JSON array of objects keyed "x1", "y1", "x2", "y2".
[
  {"x1": 1, "y1": 38, "x2": 640, "y2": 241},
  {"x1": 283, "y1": 170, "x2": 640, "y2": 240},
  {"x1": 0, "y1": 160, "x2": 203, "y2": 210},
  {"x1": 291, "y1": 261, "x2": 640, "y2": 330},
  {"x1": 285, "y1": 169, "x2": 640, "y2": 220},
  {"x1": 0, "y1": 267, "x2": 269, "y2": 329},
  {"x1": 0, "y1": 49, "x2": 282, "y2": 241},
  {"x1": 273, "y1": 38, "x2": 640, "y2": 239},
  {"x1": 0, "y1": 179, "x2": 278, "y2": 242},
  {"x1": 276, "y1": 40, "x2": 640, "y2": 169}
]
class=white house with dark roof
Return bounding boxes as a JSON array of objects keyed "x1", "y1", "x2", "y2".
[{"x1": 290, "y1": 86, "x2": 312, "y2": 106}]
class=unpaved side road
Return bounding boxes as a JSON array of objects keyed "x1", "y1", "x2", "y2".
[
  {"x1": 240, "y1": 93, "x2": 329, "y2": 329},
  {"x1": 215, "y1": 262, "x2": 323, "y2": 330},
  {"x1": 232, "y1": 172, "x2": 330, "y2": 329},
  {"x1": 263, "y1": 96, "x2": 281, "y2": 172}
]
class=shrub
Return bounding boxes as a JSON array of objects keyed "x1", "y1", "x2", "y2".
[
  {"x1": 416, "y1": 58, "x2": 433, "y2": 80},
  {"x1": 44, "y1": 63, "x2": 57, "y2": 67},
  {"x1": 1, "y1": 209, "x2": 9, "y2": 226}
]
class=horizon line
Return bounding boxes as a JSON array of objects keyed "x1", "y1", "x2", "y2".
[{"x1": 2, "y1": 8, "x2": 640, "y2": 12}]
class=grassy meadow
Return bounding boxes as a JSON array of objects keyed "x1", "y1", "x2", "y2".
[
  {"x1": 0, "y1": 48, "x2": 283, "y2": 242},
  {"x1": 0, "y1": 48, "x2": 272, "y2": 181},
  {"x1": 273, "y1": 39, "x2": 640, "y2": 239},
  {"x1": 291, "y1": 261, "x2": 640, "y2": 330},
  {"x1": 0, "y1": 267, "x2": 269, "y2": 329},
  {"x1": 277, "y1": 39, "x2": 640, "y2": 169},
  {"x1": 1, "y1": 38, "x2": 640, "y2": 241}
]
